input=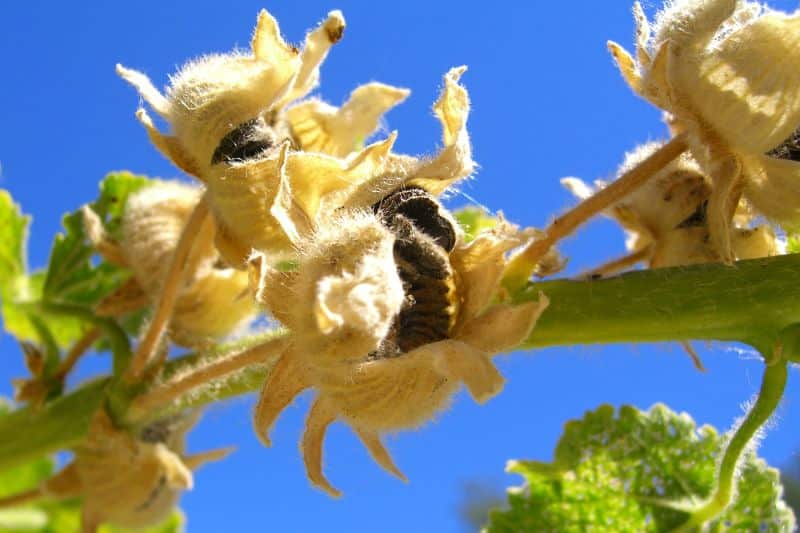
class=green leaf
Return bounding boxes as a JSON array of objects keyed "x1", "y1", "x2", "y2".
[
  {"x1": 486, "y1": 404, "x2": 795, "y2": 532},
  {"x1": 89, "y1": 172, "x2": 151, "y2": 242},
  {"x1": 41, "y1": 171, "x2": 150, "y2": 308},
  {"x1": 1, "y1": 174, "x2": 151, "y2": 353},
  {"x1": 41, "y1": 172, "x2": 150, "y2": 307},
  {"x1": 453, "y1": 207, "x2": 499, "y2": 242},
  {"x1": 788, "y1": 235, "x2": 800, "y2": 255},
  {"x1": 0, "y1": 190, "x2": 28, "y2": 291}
]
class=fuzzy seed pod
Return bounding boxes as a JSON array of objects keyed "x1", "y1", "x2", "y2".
[
  {"x1": 39, "y1": 410, "x2": 231, "y2": 533},
  {"x1": 87, "y1": 181, "x2": 257, "y2": 346},
  {"x1": 252, "y1": 210, "x2": 406, "y2": 364},
  {"x1": 563, "y1": 142, "x2": 780, "y2": 274},
  {"x1": 608, "y1": 0, "x2": 800, "y2": 258}
]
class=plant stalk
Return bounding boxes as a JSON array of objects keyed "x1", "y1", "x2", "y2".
[{"x1": 1, "y1": 254, "x2": 799, "y2": 471}]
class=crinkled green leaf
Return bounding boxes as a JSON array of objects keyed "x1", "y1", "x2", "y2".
[
  {"x1": 42, "y1": 172, "x2": 151, "y2": 306},
  {"x1": 453, "y1": 207, "x2": 499, "y2": 243},
  {"x1": 1, "y1": 271, "x2": 84, "y2": 354},
  {"x1": 487, "y1": 404, "x2": 795, "y2": 532}
]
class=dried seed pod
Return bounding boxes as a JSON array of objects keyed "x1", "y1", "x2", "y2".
[
  {"x1": 86, "y1": 181, "x2": 257, "y2": 346},
  {"x1": 563, "y1": 142, "x2": 780, "y2": 275},
  {"x1": 10, "y1": 410, "x2": 231, "y2": 533},
  {"x1": 118, "y1": 10, "x2": 415, "y2": 267},
  {"x1": 608, "y1": 0, "x2": 800, "y2": 258},
  {"x1": 250, "y1": 191, "x2": 548, "y2": 497},
  {"x1": 118, "y1": 5, "x2": 475, "y2": 270}
]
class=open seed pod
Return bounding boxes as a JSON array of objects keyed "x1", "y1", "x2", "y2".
[{"x1": 249, "y1": 182, "x2": 548, "y2": 496}]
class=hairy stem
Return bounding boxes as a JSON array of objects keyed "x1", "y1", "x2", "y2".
[
  {"x1": 1, "y1": 253, "x2": 799, "y2": 471},
  {"x1": 503, "y1": 133, "x2": 688, "y2": 292},
  {"x1": 127, "y1": 336, "x2": 290, "y2": 423},
  {"x1": 673, "y1": 358, "x2": 788, "y2": 531}
]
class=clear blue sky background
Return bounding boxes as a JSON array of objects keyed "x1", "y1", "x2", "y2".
[{"x1": 2, "y1": 1, "x2": 799, "y2": 532}]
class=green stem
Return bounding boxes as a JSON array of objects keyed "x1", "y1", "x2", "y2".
[
  {"x1": 673, "y1": 358, "x2": 788, "y2": 531},
  {"x1": 518, "y1": 255, "x2": 800, "y2": 352},
  {"x1": 1, "y1": 254, "x2": 800, "y2": 471},
  {"x1": 0, "y1": 379, "x2": 108, "y2": 470}
]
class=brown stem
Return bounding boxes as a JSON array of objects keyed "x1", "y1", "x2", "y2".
[
  {"x1": 128, "y1": 336, "x2": 289, "y2": 421},
  {"x1": 586, "y1": 245, "x2": 653, "y2": 278},
  {"x1": 54, "y1": 327, "x2": 102, "y2": 381},
  {"x1": 125, "y1": 194, "x2": 210, "y2": 381},
  {"x1": 503, "y1": 133, "x2": 688, "y2": 292},
  {"x1": 0, "y1": 486, "x2": 44, "y2": 508}
]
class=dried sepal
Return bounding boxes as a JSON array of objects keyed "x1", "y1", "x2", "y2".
[
  {"x1": 13, "y1": 330, "x2": 101, "y2": 408},
  {"x1": 338, "y1": 67, "x2": 475, "y2": 210},
  {"x1": 39, "y1": 409, "x2": 230, "y2": 533},
  {"x1": 608, "y1": 0, "x2": 800, "y2": 257},
  {"x1": 205, "y1": 137, "x2": 397, "y2": 265},
  {"x1": 286, "y1": 82, "x2": 409, "y2": 157}
]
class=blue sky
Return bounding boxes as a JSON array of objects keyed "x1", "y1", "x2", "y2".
[{"x1": 1, "y1": 1, "x2": 799, "y2": 531}]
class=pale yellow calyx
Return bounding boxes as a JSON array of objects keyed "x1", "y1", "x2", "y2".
[
  {"x1": 287, "y1": 82, "x2": 410, "y2": 157},
  {"x1": 333, "y1": 67, "x2": 475, "y2": 210},
  {"x1": 742, "y1": 155, "x2": 800, "y2": 232},
  {"x1": 314, "y1": 250, "x2": 406, "y2": 342},
  {"x1": 409, "y1": 66, "x2": 474, "y2": 195},
  {"x1": 205, "y1": 136, "x2": 397, "y2": 265},
  {"x1": 251, "y1": 210, "x2": 404, "y2": 361}
]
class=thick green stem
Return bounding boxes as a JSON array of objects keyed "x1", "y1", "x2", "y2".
[
  {"x1": 673, "y1": 358, "x2": 788, "y2": 531},
  {"x1": 518, "y1": 255, "x2": 800, "y2": 352},
  {"x1": 1, "y1": 254, "x2": 799, "y2": 472}
]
